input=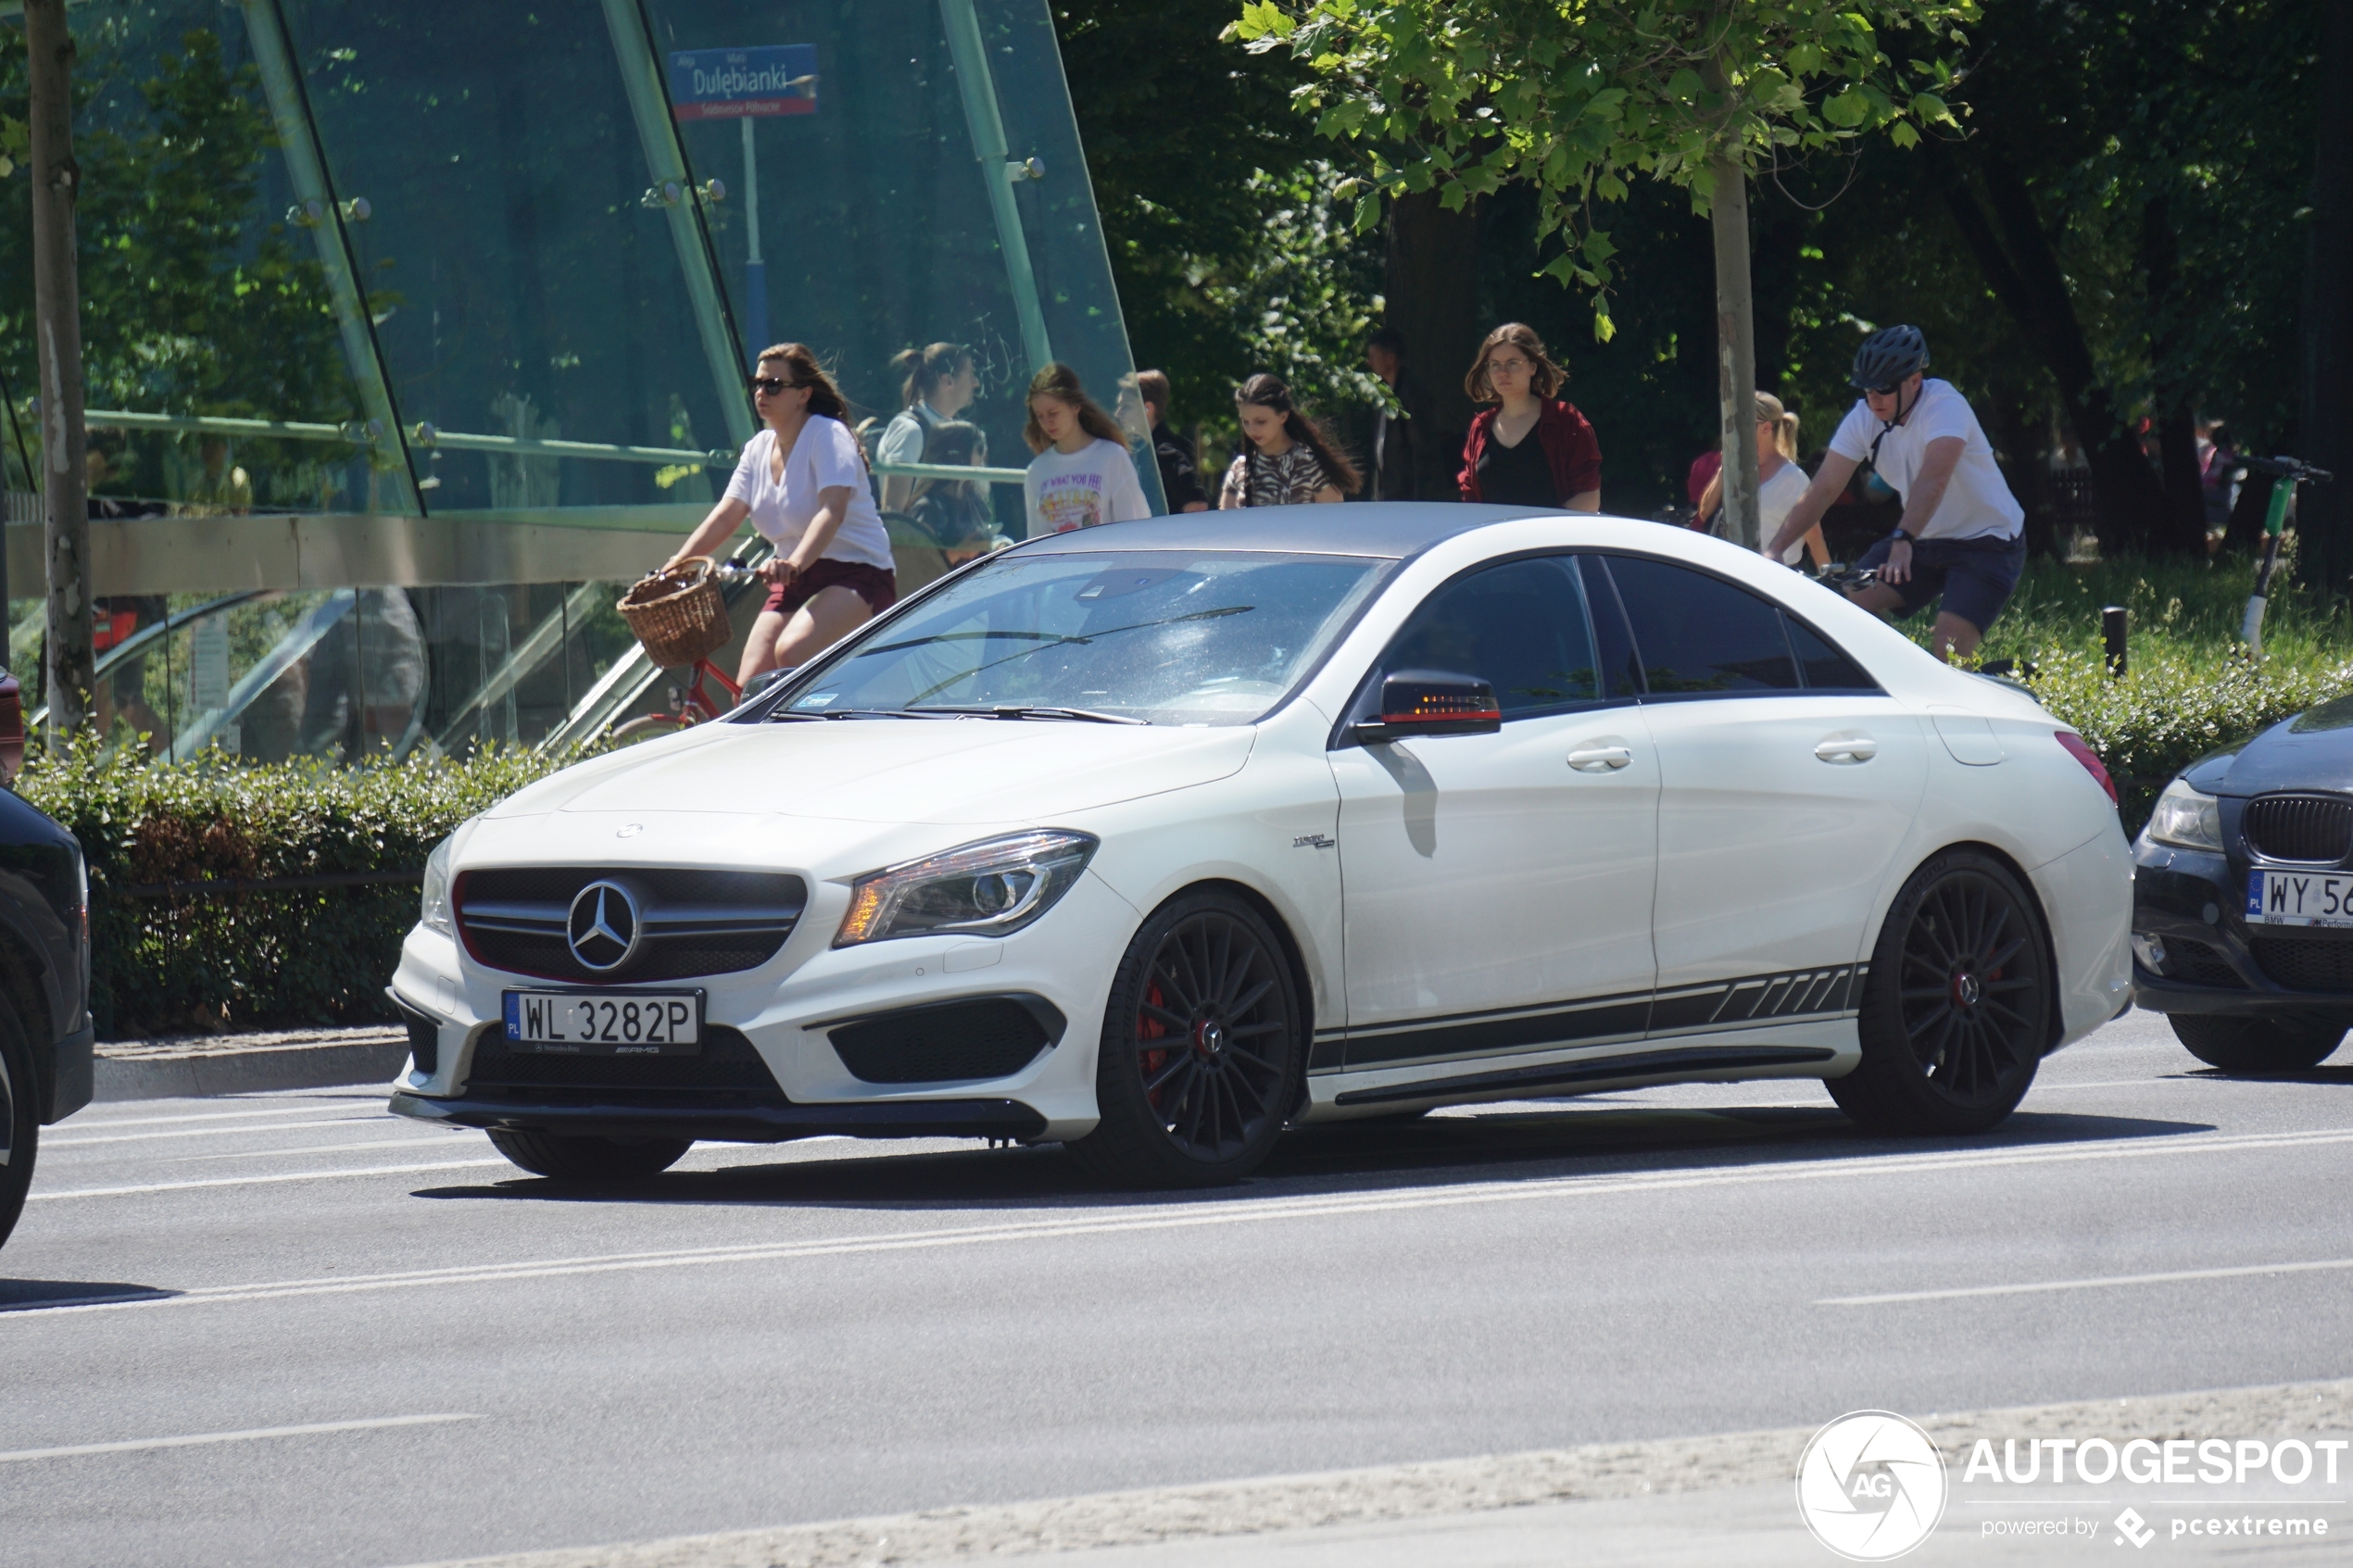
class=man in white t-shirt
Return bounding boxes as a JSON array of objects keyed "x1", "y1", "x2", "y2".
[{"x1": 1766, "y1": 325, "x2": 2027, "y2": 661}]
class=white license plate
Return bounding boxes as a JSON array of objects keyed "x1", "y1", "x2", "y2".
[
  {"x1": 502, "y1": 989, "x2": 703, "y2": 1053},
  {"x1": 2246, "y1": 871, "x2": 2353, "y2": 928}
]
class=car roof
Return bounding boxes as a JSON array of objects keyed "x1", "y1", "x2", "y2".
[{"x1": 1011, "y1": 502, "x2": 1574, "y2": 560}]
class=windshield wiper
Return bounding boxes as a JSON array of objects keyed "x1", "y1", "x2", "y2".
[
  {"x1": 767, "y1": 707, "x2": 956, "y2": 722},
  {"x1": 910, "y1": 704, "x2": 1149, "y2": 725}
]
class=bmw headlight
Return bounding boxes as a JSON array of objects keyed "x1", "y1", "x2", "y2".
[
  {"x1": 835, "y1": 830, "x2": 1098, "y2": 947},
  {"x1": 2145, "y1": 777, "x2": 2223, "y2": 852},
  {"x1": 420, "y1": 835, "x2": 456, "y2": 936}
]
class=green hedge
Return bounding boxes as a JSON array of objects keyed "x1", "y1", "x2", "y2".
[{"x1": 19, "y1": 741, "x2": 589, "y2": 1039}]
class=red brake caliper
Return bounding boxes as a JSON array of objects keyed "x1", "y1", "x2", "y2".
[{"x1": 1139, "y1": 981, "x2": 1170, "y2": 1110}]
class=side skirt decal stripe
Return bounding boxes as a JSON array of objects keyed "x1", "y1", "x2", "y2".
[{"x1": 1331, "y1": 1045, "x2": 1839, "y2": 1108}]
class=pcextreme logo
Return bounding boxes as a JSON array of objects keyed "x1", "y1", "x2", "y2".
[{"x1": 1796, "y1": 1411, "x2": 1951, "y2": 1562}]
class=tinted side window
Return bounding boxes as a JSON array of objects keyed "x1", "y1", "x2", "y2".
[
  {"x1": 1601, "y1": 556, "x2": 1800, "y2": 696},
  {"x1": 1577, "y1": 555, "x2": 1645, "y2": 698},
  {"x1": 1382, "y1": 557, "x2": 1601, "y2": 717},
  {"x1": 1784, "y1": 615, "x2": 1878, "y2": 691}
]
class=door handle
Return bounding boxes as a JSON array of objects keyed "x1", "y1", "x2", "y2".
[
  {"x1": 1567, "y1": 745, "x2": 1634, "y2": 772},
  {"x1": 1815, "y1": 736, "x2": 1878, "y2": 763}
]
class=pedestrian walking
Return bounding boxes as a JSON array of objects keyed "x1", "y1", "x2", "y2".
[
  {"x1": 876, "y1": 342, "x2": 980, "y2": 512},
  {"x1": 1698, "y1": 392, "x2": 1826, "y2": 567},
  {"x1": 1765, "y1": 325, "x2": 2026, "y2": 662},
  {"x1": 1364, "y1": 327, "x2": 1438, "y2": 500},
  {"x1": 1022, "y1": 362, "x2": 1151, "y2": 538},
  {"x1": 1456, "y1": 323, "x2": 1601, "y2": 510},
  {"x1": 1134, "y1": 369, "x2": 1208, "y2": 513},
  {"x1": 1218, "y1": 374, "x2": 1358, "y2": 508}
]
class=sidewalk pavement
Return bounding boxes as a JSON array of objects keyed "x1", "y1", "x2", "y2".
[{"x1": 93, "y1": 1025, "x2": 410, "y2": 1101}]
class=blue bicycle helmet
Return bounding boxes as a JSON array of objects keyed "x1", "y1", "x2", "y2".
[{"x1": 1850, "y1": 325, "x2": 1929, "y2": 391}]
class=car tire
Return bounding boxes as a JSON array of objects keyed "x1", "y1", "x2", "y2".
[
  {"x1": 0, "y1": 997, "x2": 33, "y2": 1252},
  {"x1": 2168, "y1": 1012, "x2": 2345, "y2": 1073},
  {"x1": 1828, "y1": 849, "x2": 2054, "y2": 1136},
  {"x1": 486, "y1": 1127, "x2": 692, "y2": 1179},
  {"x1": 1068, "y1": 890, "x2": 1305, "y2": 1188}
]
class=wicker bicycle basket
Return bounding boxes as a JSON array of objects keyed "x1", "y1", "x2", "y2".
[{"x1": 618, "y1": 556, "x2": 732, "y2": 670}]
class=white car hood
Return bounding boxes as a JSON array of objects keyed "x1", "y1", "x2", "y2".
[{"x1": 489, "y1": 719, "x2": 1257, "y2": 826}]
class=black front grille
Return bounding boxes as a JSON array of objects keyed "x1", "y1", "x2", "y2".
[
  {"x1": 457, "y1": 867, "x2": 805, "y2": 985},
  {"x1": 2250, "y1": 935, "x2": 2353, "y2": 992},
  {"x1": 2244, "y1": 795, "x2": 2353, "y2": 864},
  {"x1": 830, "y1": 997, "x2": 1062, "y2": 1085},
  {"x1": 463, "y1": 1023, "x2": 786, "y2": 1098},
  {"x1": 2165, "y1": 937, "x2": 2246, "y2": 988}
]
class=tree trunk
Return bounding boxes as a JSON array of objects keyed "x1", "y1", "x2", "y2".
[
  {"x1": 1926, "y1": 140, "x2": 2165, "y2": 554},
  {"x1": 26, "y1": 0, "x2": 92, "y2": 741},
  {"x1": 2141, "y1": 194, "x2": 2210, "y2": 557},
  {"x1": 1386, "y1": 188, "x2": 1481, "y2": 495},
  {"x1": 1709, "y1": 158, "x2": 1761, "y2": 549},
  {"x1": 2300, "y1": 0, "x2": 2353, "y2": 594}
]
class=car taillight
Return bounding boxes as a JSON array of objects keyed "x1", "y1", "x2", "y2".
[
  {"x1": 0, "y1": 672, "x2": 22, "y2": 785},
  {"x1": 2055, "y1": 730, "x2": 2116, "y2": 807}
]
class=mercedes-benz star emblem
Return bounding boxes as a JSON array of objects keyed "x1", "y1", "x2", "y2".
[{"x1": 566, "y1": 881, "x2": 642, "y2": 972}]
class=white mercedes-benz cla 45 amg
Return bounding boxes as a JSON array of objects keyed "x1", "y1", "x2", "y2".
[{"x1": 388, "y1": 506, "x2": 2132, "y2": 1187}]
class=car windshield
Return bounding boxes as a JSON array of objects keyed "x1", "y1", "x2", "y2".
[{"x1": 773, "y1": 549, "x2": 1390, "y2": 726}]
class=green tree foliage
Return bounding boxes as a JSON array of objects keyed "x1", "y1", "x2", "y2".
[{"x1": 1238, "y1": 0, "x2": 1972, "y2": 341}]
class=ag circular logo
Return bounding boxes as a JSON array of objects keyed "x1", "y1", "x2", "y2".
[
  {"x1": 566, "y1": 880, "x2": 642, "y2": 972},
  {"x1": 1795, "y1": 1411, "x2": 1948, "y2": 1561}
]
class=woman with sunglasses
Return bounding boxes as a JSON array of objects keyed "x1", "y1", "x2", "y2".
[
  {"x1": 668, "y1": 343, "x2": 898, "y2": 685},
  {"x1": 1456, "y1": 323, "x2": 1601, "y2": 509}
]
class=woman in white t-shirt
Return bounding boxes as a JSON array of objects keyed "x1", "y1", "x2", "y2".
[
  {"x1": 876, "y1": 342, "x2": 979, "y2": 512},
  {"x1": 1021, "y1": 362, "x2": 1150, "y2": 539},
  {"x1": 669, "y1": 343, "x2": 899, "y2": 684},
  {"x1": 1698, "y1": 391, "x2": 1828, "y2": 568}
]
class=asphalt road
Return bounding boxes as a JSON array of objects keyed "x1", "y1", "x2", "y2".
[{"x1": 5, "y1": 1009, "x2": 2352, "y2": 1567}]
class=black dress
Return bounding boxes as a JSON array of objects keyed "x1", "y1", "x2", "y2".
[{"x1": 1475, "y1": 429, "x2": 1556, "y2": 507}]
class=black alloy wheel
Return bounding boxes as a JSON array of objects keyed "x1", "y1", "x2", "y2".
[
  {"x1": 0, "y1": 997, "x2": 36, "y2": 1250},
  {"x1": 1830, "y1": 850, "x2": 2053, "y2": 1135},
  {"x1": 2169, "y1": 1011, "x2": 2347, "y2": 1073},
  {"x1": 486, "y1": 1127, "x2": 693, "y2": 1180},
  {"x1": 1070, "y1": 891, "x2": 1303, "y2": 1187}
]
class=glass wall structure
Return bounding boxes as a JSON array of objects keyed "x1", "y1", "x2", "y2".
[{"x1": 0, "y1": 0, "x2": 1151, "y2": 759}]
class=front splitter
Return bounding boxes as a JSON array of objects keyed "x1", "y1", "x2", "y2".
[{"x1": 389, "y1": 1090, "x2": 1050, "y2": 1144}]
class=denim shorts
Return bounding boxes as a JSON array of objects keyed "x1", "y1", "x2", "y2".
[{"x1": 1855, "y1": 532, "x2": 2026, "y2": 633}]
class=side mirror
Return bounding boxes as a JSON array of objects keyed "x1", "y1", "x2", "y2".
[{"x1": 1351, "y1": 670, "x2": 1501, "y2": 744}]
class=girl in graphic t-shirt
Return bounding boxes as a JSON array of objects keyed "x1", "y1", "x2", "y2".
[
  {"x1": 1021, "y1": 363, "x2": 1151, "y2": 538},
  {"x1": 1217, "y1": 374, "x2": 1359, "y2": 508},
  {"x1": 668, "y1": 343, "x2": 900, "y2": 685}
]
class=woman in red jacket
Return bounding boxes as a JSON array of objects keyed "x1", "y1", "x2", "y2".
[{"x1": 1457, "y1": 323, "x2": 1602, "y2": 509}]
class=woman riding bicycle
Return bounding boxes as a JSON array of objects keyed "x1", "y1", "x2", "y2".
[{"x1": 668, "y1": 344, "x2": 899, "y2": 686}]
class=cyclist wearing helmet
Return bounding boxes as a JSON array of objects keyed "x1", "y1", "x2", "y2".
[{"x1": 1765, "y1": 325, "x2": 2026, "y2": 661}]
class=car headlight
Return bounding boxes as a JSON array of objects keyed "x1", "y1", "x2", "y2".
[
  {"x1": 835, "y1": 830, "x2": 1098, "y2": 947},
  {"x1": 2145, "y1": 777, "x2": 2223, "y2": 851},
  {"x1": 420, "y1": 835, "x2": 456, "y2": 936}
]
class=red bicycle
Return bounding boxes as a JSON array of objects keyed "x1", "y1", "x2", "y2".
[{"x1": 611, "y1": 558, "x2": 762, "y2": 744}]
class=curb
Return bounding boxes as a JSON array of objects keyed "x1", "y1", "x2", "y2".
[{"x1": 94, "y1": 1036, "x2": 411, "y2": 1101}]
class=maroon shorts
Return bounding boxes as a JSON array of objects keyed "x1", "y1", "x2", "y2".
[{"x1": 764, "y1": 558, "x2": 898, "y2": 618}]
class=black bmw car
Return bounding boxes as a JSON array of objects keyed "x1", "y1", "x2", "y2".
[
  {"x1": 0, "y1": 670, "x2": 94, "y2": 1252},
  {"x1": 2133, "y1": 692, "x2": 2353, "y2": 1071}
]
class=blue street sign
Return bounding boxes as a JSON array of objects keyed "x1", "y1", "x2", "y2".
[{"x1": 668, "y1": 45, "x2": 818, "y2": 119}]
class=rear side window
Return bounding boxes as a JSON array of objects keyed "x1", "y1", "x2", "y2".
[
  {"x1": 1379, "y1": 556, "x2": 1603, "y2": 718},
  {"x1": 1599, "y1": 556, "x2": 1800, "y2": 696},
  {"x1": 1784, "y1": 615, "x2": 1877, "y2": 691}
]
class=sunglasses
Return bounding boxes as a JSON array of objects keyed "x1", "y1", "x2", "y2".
[
  {"x1": 1863, "y1": 383, "x2": 1901, "y2": 397},
  {"x1": 749, "y1": 375, "x2": 801, "y2": 396}
]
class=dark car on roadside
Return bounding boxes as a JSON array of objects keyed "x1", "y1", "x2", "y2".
[
  {"x1": 0, "y1": 670, "x2": 95, "y2": 1252},
  {"x1": 2133, "y1": 692, "x2": 2353, "y2": 1072}
]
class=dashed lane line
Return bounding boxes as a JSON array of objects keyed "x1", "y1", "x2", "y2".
[
  {"x1": 44, "y1": 1116, "x2": 401, "y2": 1149},
  {"x1": 1819, "y1": 1255, "x2": 2353, "y2": 1306},
  {"x1": 0, "y1": 1413, "x2": 482, "y2": 1464},
  {"x1": 24, "y1": 1158, "x2": 512, "y2": 1201},
  {"x1": 52, "y1": 1103, "x2": 391, "y2": 1133},
  {"x1": 10, "y1": 1125, "x2": 2353, "y2": 1316}
]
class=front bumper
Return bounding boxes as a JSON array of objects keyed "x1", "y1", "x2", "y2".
[
  {"x1": 2132, "y1": 841, "x2": 2353, "y2": 1020},
  {"x1": 389, "y1": 1088, "x2": 1047, "y2": 1144}
]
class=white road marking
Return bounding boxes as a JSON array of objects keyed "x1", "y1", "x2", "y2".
[
  {"x1": 12, "y1": 1126, "x2": 2353, "y2": 1315},
  {"x1": 0, "y1": 1412, "x2": 481, "y2": 1463},
  {"x1": 1820, "y1": 1256, "x2": 2353, "y2": 1306},
  {"x1": 176, "y1": 1136, "x2": 485, "y2": 1162},
  {"x1": 45, "y1": 1116, "x2": 392, "y2": 1148},
  {"x1": 56, "y1": 1103, "x2": 385, "y2": 1132},
  {"x1": 25, "y1": 1158, "x2": 511, "y2": 1201}
]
